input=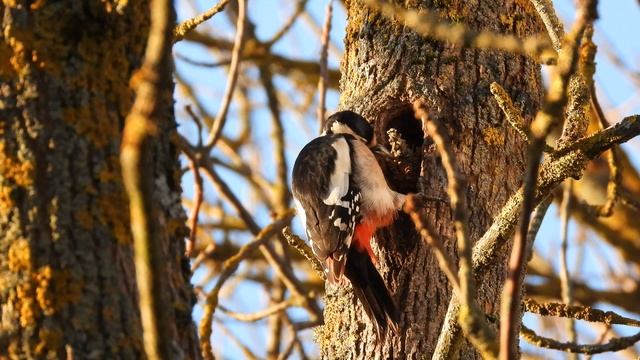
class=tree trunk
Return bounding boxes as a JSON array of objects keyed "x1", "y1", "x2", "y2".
[
  {"x1": 318, "y1": 1, "x2": 544, "y2": 358},
  {"x1": 0, "y1": 2, "x2": 198, "y2": 358}
]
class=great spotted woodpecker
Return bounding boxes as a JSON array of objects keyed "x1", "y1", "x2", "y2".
[{"x1": 292, "y1": 111, "x2": 405, "y2": 338}]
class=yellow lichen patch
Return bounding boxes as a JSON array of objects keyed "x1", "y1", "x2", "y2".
[
  {"x1": 16, "y1": 282, "x2": 39, "y2": 327},
  {"x1": 34, "y1": 267, "x2": 82, "y2": 316},
  {"x1": 0, "y1": 143, "x2": 34, "y2": 187},
  {"x1": 482, "y1": 127, "x2": 505, "y2": 146},
  {"x1": 0, "y1": 186, "x2": 14, "y2": 215},
  {"x1": 499, "y1": 14, "x2": 514, "y2": 29},
  {"x1": 8, "y1": 238, "x2": 31, "y2": 272},
  {"x1": 34, "y1": 266, "x2": 55, "y2": 315},
  {"x1": 74, "y1": 210, "x2": 94, "y2": 230}
]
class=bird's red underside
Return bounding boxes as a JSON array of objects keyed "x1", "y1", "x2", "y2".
[{"x1": 352, "y1": 213, "x2": 395, "y2": 264}]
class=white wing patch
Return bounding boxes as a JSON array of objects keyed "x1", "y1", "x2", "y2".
[
  {"x1": 323, "y1": 138, "x2": 351, "y2": 207},
  {"x1": 293, "y1": 198, "x2": 307, "y2": 231}
]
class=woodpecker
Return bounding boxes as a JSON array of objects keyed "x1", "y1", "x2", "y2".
[{"x1": 292, "y1": 110, "x2": 405, "y2": 339}]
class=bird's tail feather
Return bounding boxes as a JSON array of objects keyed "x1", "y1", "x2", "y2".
[{"x1": 344, "y1": 246, "x2": 399, "y2": 341}]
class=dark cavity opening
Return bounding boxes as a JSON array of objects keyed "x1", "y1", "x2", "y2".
[
  {"x1": 376, "y1": 105, "x2": 424, "y2": 194},
  {"x1": 382, "y1": 107, "x2": 425, "y2": 149}
]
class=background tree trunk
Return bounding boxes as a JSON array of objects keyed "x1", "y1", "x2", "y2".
[
  {"x1": 0, "y1": 2, "x2": 198, "y2": 358},
  {"x1": 318, "y1": 1, "x2": 544, "y2": 358}
]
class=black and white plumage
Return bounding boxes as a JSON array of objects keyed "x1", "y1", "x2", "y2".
[{"x1": 292, "y1": 111, "x2": 405, "y2": 339}]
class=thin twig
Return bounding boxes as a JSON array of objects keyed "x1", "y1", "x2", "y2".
[
  {"x1": 205, "y1": 0, "x2": 246, "y2": 149},
  {"x1": 199, "y1": 213, "x2": 294, "y2": 360},
  {"x1": 619, "y1": 187, "x2": 640, "y2": 212},
  {"x1": 174, "y1": 0, "x2": 230, "y2": 42},
  {"x1": 365, "y1": 0, "x2": 557, "y2": 64},
  {"x1": 559, "y1": 181, "x2": 578, "y2": 359},
  {"x1": 414, "y1": 103, "x2": 498, "y2": 359},
  {"x1": 282, "y1": 227, "x2": 326, "y2": 280},
  {"x1": 264, "y1": 0, "x2": 309, "y2": 47},
  {"x1": 592, "y1": 87, "x2": 621, "y2": 217},
  {"x1": 317, "y1": 0, "x2": 333, "y2": 128},
  {"x1": 216, "y1": 320, "x2": 259, "y2": 360},
  {"x1": 521, "y1": 325, "x2": 640, "y2": 354},
  {"x1": 175, "y1": 53, "x2": 229, "y2": 68},
  {"x1": 489, "y1": 82, "x2": 554, "y2": 152},
  {"x1": 120, "y1": 0, "x2": 174, "y2": 357},
  {"x1": 218, "y1": 296, "x2": 304, "y2": 322},
  {"x1": 185, "y1": 158, "x2": 204, "y2": 257},
  {"x1": 523, "y1": 298, "x2": 640, "y2": 327}
]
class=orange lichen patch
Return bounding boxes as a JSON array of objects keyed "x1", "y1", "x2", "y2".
[
  {"x1": 34, "y1": 267, "x2": 82, "y2": 316},
  {"x1": 30, "y1": 0, "x2": 46, "y2": 10},
  {"x1": 34, "y1": 266, "x2": 54, "y2": 315},
  {"x1": 0, "y1": 143, "x2": 34, "y2": 187},
  {"x1": 96, "y1": 192, "x2": 132, "y2": 244},
  {"x1": 0, "y1": 186, "x2": 14, "y2": 214},
  {"x1": 8, "y1": 238, "x2": 31, "y2": 272},
  {"x1": 74, "y1": 210, "x2": 94, "y2": 230},
  {"x1": 482, "y1": 127, "x2": 505, "y2": 146},
  {"x1": 16, "y1": 282, "x2": 39, "y2": 327}
]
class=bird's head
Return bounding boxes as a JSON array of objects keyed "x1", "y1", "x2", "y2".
[{"x1": 322, "y1": 110, "x2": 376, "y2": 147}]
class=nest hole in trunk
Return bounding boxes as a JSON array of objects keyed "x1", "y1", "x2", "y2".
[{"x1": 376, "y1": 105, "x2": 424, "y2": 194}]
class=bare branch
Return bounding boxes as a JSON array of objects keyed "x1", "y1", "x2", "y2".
[
  {"x1": 528, "y1": 0, "x2": 564, "y2": 51},
  {"x1": 174, "y1": 0, "x2": 230, "y2": 42},
  {"x1": 521, "y1": 325, "x2": 640, "y2": 355},
  {"x1": 265, "y1": 0, "x2": 309, "y2": 47},
  {"x1": 205, "y1": 0, "x2": 246, "y2": 149},
  {"x1": 120, "y1": 0, "x2": 174, "y2": 357},
  {"x1": 317, "y1": 0, "x2": 333, "y2": 128},
  {"x1": 219, "y1": 295, "x2": 305, "y2": 322},
  {"x1": 185, "y1": 157, "x2": 204, "y2": 257},
  {"x1": 559, "y1": 181, "x2": 578, "y2": 358},
  {"x1": 523, "y1": 298, "x2": 640, "y2": 327},
  {"x1": 489, "y1": 82, "x2": 554, "y2": 152},
  {"x1": 199, "y1": 213, "x2": 294, "y2": 360},
  {"x1": 282, "y1": 227, "x2": 326, "y2": 280}
]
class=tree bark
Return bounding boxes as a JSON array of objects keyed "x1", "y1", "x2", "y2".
[
  {"x1": 318, "y1": 1, "x2": 544, "y2": 358},
  {"x1": 0, "y1": 2, "x2": 198, "y2": 358}
]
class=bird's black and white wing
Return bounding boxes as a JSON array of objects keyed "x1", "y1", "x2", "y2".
[{"x1": 292, "y1": 135, "x2": 361, "y2": 281}]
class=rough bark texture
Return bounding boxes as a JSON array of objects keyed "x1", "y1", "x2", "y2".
[
  {"x1": 317, "y1": 1, "x2": 544, "y2": 358},
  {"x1": 0, "y1": 2, "x2": 198, "y2": 358}
]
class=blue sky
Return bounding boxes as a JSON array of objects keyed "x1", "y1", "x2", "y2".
[{"x1": 173, "y1": 1, "x2": 640, "y2": 358}]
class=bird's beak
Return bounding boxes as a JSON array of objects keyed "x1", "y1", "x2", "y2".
[{"x1": 326, "y1": 253, "x2": 347, "y2": 284}]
